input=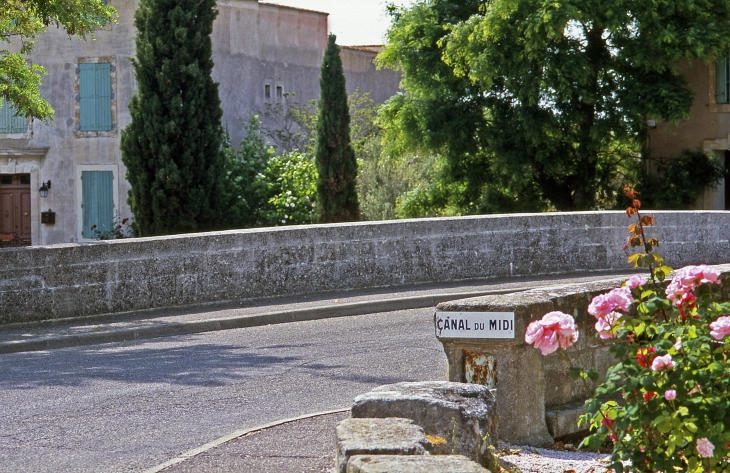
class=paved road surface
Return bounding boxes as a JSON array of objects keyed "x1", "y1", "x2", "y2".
[{"x1": 0, "y1": 308, "x2": 445, "y2": 472}]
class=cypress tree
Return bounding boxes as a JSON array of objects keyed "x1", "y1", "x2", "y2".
[
  {"x1": 315, "y1": 34, "x2": 360, "y2": 222},
  {"x1": 121, "y1": 0, "x2": 224, "y2": 236}
]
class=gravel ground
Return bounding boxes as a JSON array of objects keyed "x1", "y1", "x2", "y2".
[{"x1": 498, "y1": 443, "x2": 611, "y2": 473}]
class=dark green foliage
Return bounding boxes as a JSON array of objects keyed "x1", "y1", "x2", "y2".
[
  {"x1": 315, "y1": 34, "x2": 360, "y2": 222},
  {"x1": 121, "y1": 0, "x2": 224, "y2": 236},
  {"x1": 637, "y1": 151, "x2": 726, "y2": 209},
  {"x1": 379, "y1": 0, "x2": 730, "y2": 214},
  {"x1": 219, "y1": 116, "x2": 274, "y2": 228}
]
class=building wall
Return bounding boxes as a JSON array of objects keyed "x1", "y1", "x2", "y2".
[
  {"x1": 0, "y1": 0, "x2": 400, "y2": 246},
  {"x1": 648, "y1": 59, "x2": 730, "y2": 210}
]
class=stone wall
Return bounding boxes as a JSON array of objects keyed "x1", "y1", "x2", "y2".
[
  {"x1": 435, "y1": 263, "x2": 730, "y2": 445},
  {"x1": 1, "y1": 211, "x2": 730, "y2": 324}
]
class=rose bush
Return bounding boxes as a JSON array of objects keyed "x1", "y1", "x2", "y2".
[{"x1": 527, "y1": 188, "x2": 730, "y2": 472}]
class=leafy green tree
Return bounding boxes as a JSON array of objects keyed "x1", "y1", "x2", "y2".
[
  {"x1": 315, "y1": 34, "x2": 360, "y2": 222},
  {"x1": 121, "y1": 0, "x2": 224, "y2": 236},
  {"x1": 380, "y1": 0, "x2": 730, "y2": 212},
  {"x1": 1, "y1": 0, "x2": 116, "y2": 120}
]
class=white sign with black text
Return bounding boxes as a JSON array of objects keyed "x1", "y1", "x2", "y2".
[{"x1": 434, "y1": 311, "x2": 515, "y2": 339}]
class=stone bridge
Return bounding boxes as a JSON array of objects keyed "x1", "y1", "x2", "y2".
[{"x1": 1, "y1": 211, "x2": 729, "y2": 325}]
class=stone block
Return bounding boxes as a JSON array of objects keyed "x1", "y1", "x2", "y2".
[
  {"x1": 346, "y1": 455, "x2": 492, "y2": 473},
  {"x1": 351, "y1": 381, "x2": 497, "y2": 467},
  {"x1": 335, "y1": 418, "x2": 429, "y2": 473},
  {"x1": 545, "y1": 399, "x2": 587, "y2": 439}
]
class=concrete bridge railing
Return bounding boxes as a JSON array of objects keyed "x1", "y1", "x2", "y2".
[{"x1": 1, "y1": 211, "x2": 729, "y2": 325}]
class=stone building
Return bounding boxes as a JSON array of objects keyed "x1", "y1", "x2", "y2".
[
  {"x1": 647, "y1": 59, "x2": 730, "y2": 210},
  {"x1": 0, "y1": 0, "x2": 400, "y2": 246}
]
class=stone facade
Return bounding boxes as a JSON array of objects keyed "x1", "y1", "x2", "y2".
[{"x1": 0, "y1": 0, "x2": 400, "y2": 246}]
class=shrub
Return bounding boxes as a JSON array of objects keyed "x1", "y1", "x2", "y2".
[
  {"x1": 637, "y1": 150, "x2": 725, "y2": 209},
  {"x1": 258, "y1": 151, "x2": 318, "y2": 226}
]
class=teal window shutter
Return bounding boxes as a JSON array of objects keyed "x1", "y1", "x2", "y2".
[
  {"x1": 0, "y1": 97, "x2": 28, "y2": 134},
  {"x1": 81, "y1": 171, "x2": 114, "y2": 238},
  {"x1": 717, "y1": 57, "x2": 728, "y2": 104},
  {"x1": 79, "y1": 63, "x2": 112, "y2": 131}
]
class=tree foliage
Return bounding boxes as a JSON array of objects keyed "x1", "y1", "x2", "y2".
[
  {"x1": 221, "y1": 115, "x2": 318, "y2": 228},
  {"x1": 219, "y1": 116, "x2": 275, "y2": 228},
  {"x1": 1, "y1": 0, "x2": 116, "y2": 120},
  {"x1": 315, "y1": 34, "x2": 360, "y2": 222},
  {"x1": 121, "y1": 0, "x2": 224, "y2": 236},
  {"x1": 379, "y1": 0, "x2": 730, "y2": 212}
]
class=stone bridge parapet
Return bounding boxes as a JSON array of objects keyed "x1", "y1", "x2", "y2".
[{"x1": 1, "y1": 211, "x2": 729, "y2": 324}]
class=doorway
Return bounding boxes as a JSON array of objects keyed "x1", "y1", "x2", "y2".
[{"x1": 0, "y1": 174, "x2": 31, "y2": 246}]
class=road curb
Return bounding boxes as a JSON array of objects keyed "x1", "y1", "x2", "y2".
[{"x1": 0, "y1": 289, "x2": 516, "y2": 354}]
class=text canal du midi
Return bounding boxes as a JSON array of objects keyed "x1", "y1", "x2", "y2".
[{"x1": 434, "y1": 311, "x2": 515, "y2": 339}]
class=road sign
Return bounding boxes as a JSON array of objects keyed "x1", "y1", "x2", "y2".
[{"x1": 434, "y1": 311, "x2": 515, "y2": 339}]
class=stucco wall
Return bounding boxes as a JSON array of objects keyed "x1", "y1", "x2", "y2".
[
  {"x1": 1, "y1": 211, "x2": 729, "y2": 325},
  {"x1": 0, "y1": 0, "x2": 401, "y2": 246}
]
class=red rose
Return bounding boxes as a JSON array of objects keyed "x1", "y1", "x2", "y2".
[{"x1": 636, "y1": 347, "x2": 657, "y2": 368}]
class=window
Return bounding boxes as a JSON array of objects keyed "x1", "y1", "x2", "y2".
[
  {"x1": 78, "y1": 63, "x2": 113, "y2": 132},
  {"x1": 0, "y1": 97, "x2": 28, "y2": 134},
  {"x1": 276, "y1": 85, "x2": 283, "y2": 102},
  {"x1": 717, "y1": 57, "x2": 729, "y2": 104},
  {"x1": 80, "y1": 170, "x2": 115, "y2": 239},
  {"x1": 265, "y1": 84, "x2": 271, "y2": 101}
]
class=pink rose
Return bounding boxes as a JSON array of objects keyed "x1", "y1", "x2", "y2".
[
  {"x1": 696, "y1": 438, "x2": 715, "y2": 458},
  {"x1": 664, "y1": 278, "x2": 686, "y2": 306},
  {"x1": 651, "y1": 354, "x2": 675, "y2": 372},
  {"x1": 666, "y1": 265, "x2": 721, "y2": 307},
  {"x1": 525, "y1": 311, "x2": 578, "y2": 356},
  {"x1": 595, "y1": 312, "x2": 623, "y2": 339},
  {"x1": 626, "y1": 274, "x2": 648, "y2": 289},
  {"x1": 710, "y1": 316, "x2": 730, "y2": 341},
  {"x1": 588, "y1": 287, "x2": 633, "y2": 318},
  {"x1": 677, "y1": 265, "x2": 720, "y2": 286},
  {"x1": 664, "y1": 389, "x2": 676, "y2": 400}
]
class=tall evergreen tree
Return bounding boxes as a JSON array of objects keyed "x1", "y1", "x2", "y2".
[
  {"x1": 315, "y1": 34, "x2": 360, "y2": 222},
  {"x1": 121, "y1": 0, "x2": 224, "y2": 236}
]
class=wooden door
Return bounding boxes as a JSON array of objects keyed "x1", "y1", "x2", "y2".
[
  {"x1": 0, "y1": 192, "x2": 13, "y2": 233},
  {"x1": 0, "y1": 174, "x2": 31, "y2": 244}
]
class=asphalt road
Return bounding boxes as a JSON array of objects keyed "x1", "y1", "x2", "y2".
[{"x1": 0, "y1": 308, "x2": 446, "y2": 472}]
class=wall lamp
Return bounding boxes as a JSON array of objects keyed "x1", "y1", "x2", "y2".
[{"x1": 39, "y1": 180, "x2": 51, "y2": 198}]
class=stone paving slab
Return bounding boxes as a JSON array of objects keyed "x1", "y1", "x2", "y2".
[
  {"x1": 347, "y1": 455, "x2": 491, "y2": 473},
  {"x1": 159, "y1": 411, "x2": 349, "y2": 473}
]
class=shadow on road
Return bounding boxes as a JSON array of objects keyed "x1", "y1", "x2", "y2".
[{"x1": 0, "y1": 336, "x2": 414, "y2": 390}]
